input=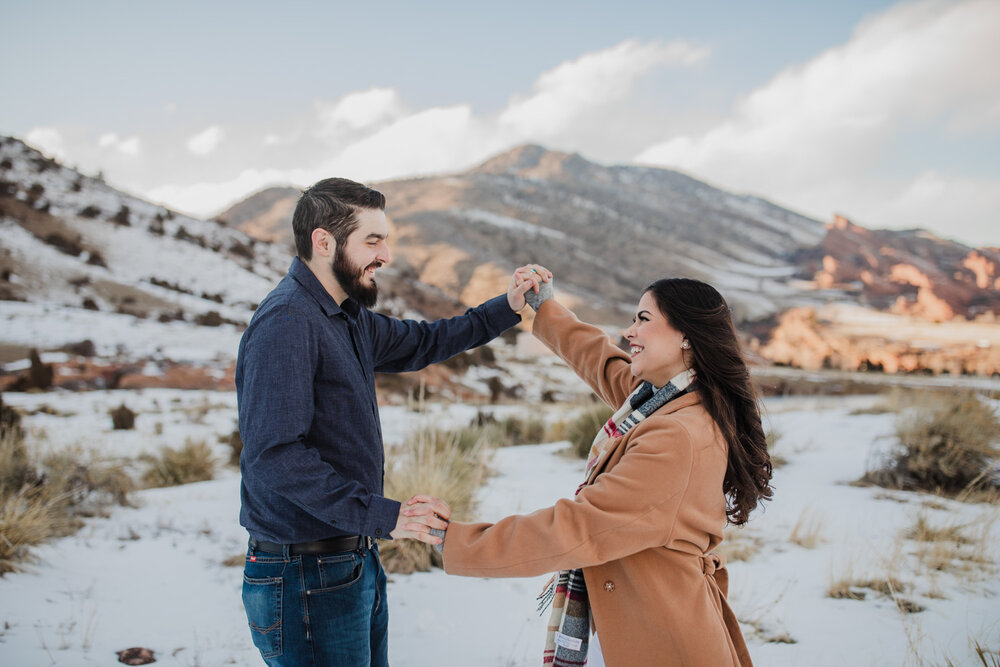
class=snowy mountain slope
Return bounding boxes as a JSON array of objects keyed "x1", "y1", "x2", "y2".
[{"x1": 0, "y1": 137, "x2": 291, "y2": 363}]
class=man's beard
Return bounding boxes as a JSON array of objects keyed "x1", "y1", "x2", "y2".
[{"x1": 332, "y1": 247, "x2": 380, "y2": 308}]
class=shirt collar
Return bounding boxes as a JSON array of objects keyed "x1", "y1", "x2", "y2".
[{"x1": 288, "y1": 256, "x2": 360, "y2": 320}]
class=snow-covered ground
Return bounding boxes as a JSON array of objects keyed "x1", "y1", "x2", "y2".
[{"x1": 1, "y1": 390, "x2": 999, "y2": 666}]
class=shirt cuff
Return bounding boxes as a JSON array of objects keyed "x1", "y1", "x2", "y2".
[
  {"x1": 480, "y1": 293, "x2": 522, "y2": 331},
  {"x1": 363, "y1": 495, "x2": 402, "y2": 540}
]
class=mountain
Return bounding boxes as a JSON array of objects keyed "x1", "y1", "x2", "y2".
[
  {"x1": 222, "y1": 144, "x2": 830, "y2": 323},
  {"x1": 219, "y1": 144, "x2": 1000, "y2": 376},
  {"x1": 214, "y1": 185, "x2": 299, "y2": 247},
  {"x1": 0, "y1": 137, "x2": 295, "y2": 388},
  {"x1": 4, "y1": 136, "x2": 999, "y2": 382}
]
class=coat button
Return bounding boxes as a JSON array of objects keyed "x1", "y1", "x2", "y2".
[{"x1": 604, "y1": 580, "x2": 615, "y2": 592}]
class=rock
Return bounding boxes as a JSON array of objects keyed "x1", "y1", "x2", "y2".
[{"x1": 117, "y1": 647, "x2": 155, "y2": 665}]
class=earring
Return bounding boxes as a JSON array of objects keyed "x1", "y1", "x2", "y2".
[{"x1": 681, "y1": 340, "x2": 690, "y2": 350}]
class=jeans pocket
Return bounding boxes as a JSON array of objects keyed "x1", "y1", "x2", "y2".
[
  {"x1": 242, "y1": 575, "x2": 282, "y2": 659},
  {"x1": 314, "y1": 552, "x2": 363, "y2": 592}
]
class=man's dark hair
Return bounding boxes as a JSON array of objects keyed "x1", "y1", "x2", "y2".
[{"x1": 292, "y1": 178, "x2": 386, "y2": 260}]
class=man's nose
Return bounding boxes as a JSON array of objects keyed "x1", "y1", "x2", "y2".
[{"x1": 378, "y1": 243, "x2": 391, "y2": 265}]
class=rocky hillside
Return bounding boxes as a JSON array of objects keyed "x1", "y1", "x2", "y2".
[
  {"x1": 221, "y1": 145, "x2": 1000, "y2": 376},
  {"x1": 222, "y1": 144, "x2": 830, "y2": 323}
]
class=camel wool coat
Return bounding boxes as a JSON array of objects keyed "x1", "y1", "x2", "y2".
[{"x1": 442, "y1": 300, "x2": 753, "y2": 667}]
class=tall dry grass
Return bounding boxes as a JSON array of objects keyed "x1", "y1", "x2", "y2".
[
  {"x1": 861, "y1": 391, "x2": 1000, "y2": 500},
  {"x1": 141, "y1": 439, "x2": 216, "y2": 488},
  {"x1": 380, "y1": 425, "x2": 493, "y2": 574},
  {"x1": 1, "y1": 396, "x2": 136, "y2": 574},
  {"x1": 563, "y1": 403, "x2": 614, "y2": 459}
]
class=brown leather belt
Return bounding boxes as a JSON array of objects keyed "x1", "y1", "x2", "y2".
[{"x1": 249, "y1": 535, "x2": 374, "y2": 555}]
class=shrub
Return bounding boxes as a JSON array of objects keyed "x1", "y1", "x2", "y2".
[
  {"x1": 565, "y1": 403, "x2": 614, "y2": 459},
  {"x1": 195, "y1": 311, "x2": 224, "y2": 327},
  {"x1": 1, "y1": 404, "x2": 134, "y2": 574},
  {"x1": 110, "y1": 403, "x2": 136, "y2": 430},
  {"x1": 142, "y1": 439, "x2": 216, "y2": 488},
  {"x1": 41, "y1": 450, "x2": 136, "y2": 511},
  {"x1": 227, "y1": 429, "x2": 242, "y2": 466},
  {"x1": 0, "y1": 487, "x2": 74, "y2": 575},
  {"x1": 497, "y1": 414, "x2": 548, "y2": 445},
  {"x1": 27, "y1": 349, "x2": 53, "y2": 390},
  {"x1": 110, "y1": 205, "x2": 131, "y2": 226},
  {"x1": 860, "y1": 391, "x2": 1000, "y2": 498},
  {"x1": 0, "y1": 398, "x2": 33, "y2": 498},
  {"x1": 78, "y1": 205, "x2": 101, "y2": 219},
  {"x1": 43, "y1": 232, "x2": 83, "y2": 257},
  {"x1": 380, "y1": 427, "x2": 492, "y2": 574}
]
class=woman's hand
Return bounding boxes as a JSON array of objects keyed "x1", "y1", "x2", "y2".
[{"x1": 507, "y1": 264, "x2": 553, "y2": 312}]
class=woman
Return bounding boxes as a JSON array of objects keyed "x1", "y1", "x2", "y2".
[{"x1": 429, "y1": 268, "x2": 772, "y2": 666}]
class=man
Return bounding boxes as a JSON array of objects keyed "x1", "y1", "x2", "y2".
[{"x1": 235, "y1": 177, "x2": 544, "y2": 666}]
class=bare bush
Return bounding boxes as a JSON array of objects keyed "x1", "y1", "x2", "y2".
[
  {"x1": 110, "y1": 403, "x2": 136, "y2": 430},
  {"x1": 860, "y1": 391, "x2": 1000, "y2": 499},
  {"x1": 565, "y1": 403, "x2": 614, "y2": 458},
  {"x1": 1, "y1": 404, "x2": 135, "y2": 574},
  {"x1": 380, "y1": 427, "x2": 492, "y2": 574},
  {"x1": 142, "y1": 439, "x2": 216, "y2": 488}
]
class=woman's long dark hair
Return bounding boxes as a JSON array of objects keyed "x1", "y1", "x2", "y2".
[{"x1": 645, "y1": 278, "x2": 772, "y2": 525}]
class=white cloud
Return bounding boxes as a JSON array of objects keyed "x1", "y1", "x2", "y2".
[
  {"x1": 25, "y1": 127, "x2": 67, "y2": 160},
  {"x1": 635, "y1": 0, "x2": 1000, "y2": 244},
  {"x1": 866, "y1": 171, "x2": 1000, "y2": 247},
  {"x1": 500, "y1": 39, "x2": 709, "y2": 138},
  {"x1": 140, "y1": 39, "x2": 706, "y2": 217},
  {"x1": 187, "y1": 125, "x2": 225, "y2": 156},
  {"x1": 316, "y1": 88, "x2": 404, "y2": 134},
  {"x1": 98, "y1": 133, "x2": 140, "y2": 156}
]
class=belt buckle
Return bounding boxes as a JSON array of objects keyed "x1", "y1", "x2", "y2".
[{"x1": 365, "y1": 536, "x2": 374, "y2": 550}]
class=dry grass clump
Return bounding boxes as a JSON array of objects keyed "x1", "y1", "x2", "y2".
[
  {"x1": 717, "y1": 527, "x2": 763, "y2": 563},
  {"x1": 766, "y1": 428, "x2": 789, "y2": 468},
  {"x1": 460, "y1": 412, "x2": 550, "y2": 449},
  {"x1": 380, "y1": 426, "x2": 492, "y2": 574},
  {"x1": 564, "y1": 403, "x2": 614, "y2": 459},
  {"x1": 860, "y1": 391, "x2": 1000, "y2": 500},
  {"x1": 902, "y1": 512, "x2": 997, "y2": 580},
  {"x1": 109, "y1": 403, "x2": 136, "y2": 430},
  {"x1": 141, "y1": 439, "x2": 216, "y2": 488},
  {"x1": 788, "y1": 508, "x2": 825, "y2": 548},
  {"x1": 827, "y1": 572, "x2": 908, "y2": 602},
  {"x1": 1, "y1": 395, "x2": 135, "y2": 574}
]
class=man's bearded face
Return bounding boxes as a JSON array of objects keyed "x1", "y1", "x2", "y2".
[{"x1": 333, "y1": 244, "x2": 380, "y2": 308}]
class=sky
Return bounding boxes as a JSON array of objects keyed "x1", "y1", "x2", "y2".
[{"x1": 2, "y1": 0, "x2": 998, "y2": 247}]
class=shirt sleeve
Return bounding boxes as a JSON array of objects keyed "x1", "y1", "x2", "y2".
[
  {"x1": 238, "y1": 303, "x2": 401, "y2": 537},
  {"x1": 368, "y1": 294, "x2": 521, "y2": 372},
  {"x1": 440, "y1": 418, "x2": 697, "y2": 578}
]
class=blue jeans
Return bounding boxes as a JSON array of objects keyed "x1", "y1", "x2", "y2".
[{"x1": 242, "y1": 541, "x2": 389, "y2": 666}]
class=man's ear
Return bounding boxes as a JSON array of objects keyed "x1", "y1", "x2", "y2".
[{"x1": 311, "y1": 228, "x2": 335, "y2": 259}]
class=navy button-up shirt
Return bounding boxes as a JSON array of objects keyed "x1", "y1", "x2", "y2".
[{"x1": 236, "y1": 257, "x2": 520, "y2": 544}]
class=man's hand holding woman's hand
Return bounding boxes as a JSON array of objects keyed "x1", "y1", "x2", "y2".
[
  {"x1": 390, "y1": 494, "x2": 451, "y2": 545},
  {"x1": 507, "y1": 264, "x2": 554, "y2": 312}
]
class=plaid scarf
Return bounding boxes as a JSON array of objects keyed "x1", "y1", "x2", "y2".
[{"x1": 538, "y1": 369, "x2": 696, "y2": 666}]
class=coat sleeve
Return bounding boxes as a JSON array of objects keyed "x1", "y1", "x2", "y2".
[
  {"x1": 531, "y1": 300, "x2": 640, "y2": 409},
  {"x1": 442, "y1": 418, "x2": 696, "y2": 578}
]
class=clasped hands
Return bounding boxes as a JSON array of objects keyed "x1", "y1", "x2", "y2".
[
  {"x1": 393, "y1": 264, "x2": 554, "y2": 547},
  {"x1": 390, "y1": 494, "x2": 451, "y2": 545},
  {"x1": 507, "y1": 264, "x2": 553, "y2": 312}
]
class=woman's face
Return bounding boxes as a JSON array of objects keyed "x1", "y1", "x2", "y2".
[{"x1": 624, "y1": 291, "x2": 689, "y2": 387}]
